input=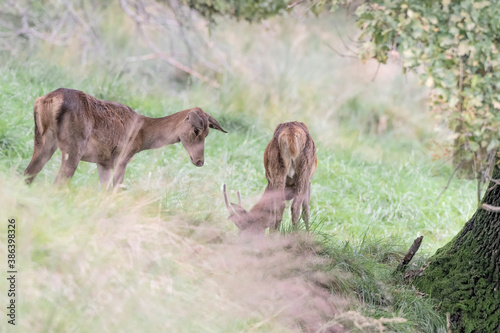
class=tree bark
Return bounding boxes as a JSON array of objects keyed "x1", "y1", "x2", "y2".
[{"x1": 415, "y1": 162, "x2": 500, "y2": 332}]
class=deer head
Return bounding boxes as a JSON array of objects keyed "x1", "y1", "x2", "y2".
[
  {"x1": 223, "y1": 184, "x2": 270, "y2": 236},
  {"x1": 178, "y1": 108, "x2": 227, "y2": 167}
]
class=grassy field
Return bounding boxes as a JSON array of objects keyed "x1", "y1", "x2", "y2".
[{"x1": 0, "y1": 10, "x2": 476, "y2": 333}]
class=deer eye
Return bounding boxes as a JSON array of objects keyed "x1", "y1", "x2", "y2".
[{"x1": 194, "y1": 128, "x2": 199, "y2": 136}]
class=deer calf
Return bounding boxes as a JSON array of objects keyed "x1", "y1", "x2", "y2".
[
  {"x1": 224, "y1": 122, "x2": 317, "y2": 235},
  {"x1": 24, "y1": 88, "x2": 227, "y2": 188}
]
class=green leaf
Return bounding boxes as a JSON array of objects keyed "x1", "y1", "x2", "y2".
[
  {"x1": 469, "y1": 141, "x2": 480, "y2": 152},
  {"x1": 487, "y1": 139, "x2": 499, "y2": 152},
  {"x1": 458, "y1": 41, "x2": 470, "y2": 56}
]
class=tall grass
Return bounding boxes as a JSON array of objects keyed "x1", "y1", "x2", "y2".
[{"x1": 0, "y1": 9, "x2": 473, "y2": 332}]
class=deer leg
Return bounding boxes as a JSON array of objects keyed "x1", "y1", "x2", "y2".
[
  {"x1": 54, "y1": 149, "x2": 84, "y2": 185},
  {"x1": 273, "y1": 199, "x2": 286, "y2": 231},
  {"x1": 291, "y1": 162, "x2": 313, "y2": 230},
  {"x1": 97, "y1": 164, "x2": 112, "y2": 190},
  {"x1": 291, "y1": 182, "x2": 306, "y2": 229},
  {"x1": 112, "y1": 161, "x2": 130, "y2": 189},
  {"x1": 267, "y1": 181, "x2": 287, "y2": 232},
  {"x1": 53, "y1": 110, "x2": 90, "y2": 186},
  {"x1": 291, "y1": 194, "x2": 304, "y2": 229},
  {"x1": 265, "y1": 156, "x2": 288, "y2": 231},
  {"x1": 301, "y1": 183, "x2": 311, "y2": 231},
  {"x1": 24, "y1": 130, "x2": 57, "y2": 184},
  {"x1": 54, "y1": 132, "x2": 89, "y2": 184},
  {"x1": 112, "y1": 145, "x2": 138, "y2": 189}
]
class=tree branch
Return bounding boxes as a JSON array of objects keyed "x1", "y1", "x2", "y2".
[
  {"x1": 395, "y1": 236, "x2": 423, "y2": 273},
  {"x1": 287, "y1": 0, "x2": 306, "y2": 10},
  {"x1": 325, "y1": 42, "x2": 359, "y2": 59},
  {"x1": 120, "y1": 0, "x2": 220, "y2": 88},
  {"x1": 434, "y1": 160, "x2": 464, "y2": 206},
  {"x1": 481, "y1": 203, "x2": 500, "y2": 213}
]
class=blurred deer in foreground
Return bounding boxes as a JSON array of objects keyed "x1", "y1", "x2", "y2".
[
  {"x1": 24, "y1": 88, "x2": 227, "y2": 188},
  {"x1": 224, "y1": 122, "x2": 317, "y2": 235}
]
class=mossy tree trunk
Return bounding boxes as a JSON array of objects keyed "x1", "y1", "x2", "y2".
[{"x1": 415, "y1": 163, "x2": 500, "y2": 332}]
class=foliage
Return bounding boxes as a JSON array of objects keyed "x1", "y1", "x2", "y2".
[
  {"x1": 327, "y1": 0, "x2": 500, "y2": 177},
  {"x1": 180, "y1": 0, "x2": 288, "y2": 23}
]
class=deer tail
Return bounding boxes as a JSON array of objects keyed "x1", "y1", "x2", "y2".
[
  {"x1": 34, "y1": 94, "x2": 63, "y2": 138},
  {"x1": 33, "y1": 98, "x2": 45, "y2": 137},
  {"x1": 279, "y1": 132, "x2": 301, "y2": 160}
]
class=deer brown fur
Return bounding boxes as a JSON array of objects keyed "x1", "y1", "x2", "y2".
[
  {"x1": 24, "y1": 88, "x2": 227, "y2": 188},
  {"x1": 224, "y1": 122, "x2": 317, "y2": 235}
]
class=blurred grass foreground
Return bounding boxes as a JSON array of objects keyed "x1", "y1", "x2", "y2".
[{"x1": 0, "y1": 1, "x2": 476, "y2": 332}]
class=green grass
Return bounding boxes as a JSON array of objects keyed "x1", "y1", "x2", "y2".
[{"x1": 0, "y1": 11, "x2": 476, "y2": 333}]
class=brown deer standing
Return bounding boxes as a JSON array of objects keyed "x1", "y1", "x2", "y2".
[
  {"x1": 224, "y1": 122, "x2": 317, "y2": 235},
  {"x1": 24, "y1": 88, "x2": 227, "y2": 188}
]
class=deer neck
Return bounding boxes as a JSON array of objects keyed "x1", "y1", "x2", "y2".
[
  {"x1": 249, "y1": 190, "x2": 279, "y2": 223},
  {"x1": 139, "y1": 111, "x2": 188, "y2": 151}
]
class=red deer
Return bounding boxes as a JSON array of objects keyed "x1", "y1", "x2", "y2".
[
  {"x1": 224, "y1": 122, "x2": 317, "y2": 235},
  {"x1": 24, "y1": 88, "x2": 227, "y2": 188}
]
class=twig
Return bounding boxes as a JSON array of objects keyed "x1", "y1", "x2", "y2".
[
  {"x1": 168, "y1": 0, "x2": 194, "y2": 66},
  {"x1": 139, "y1": 25, "x2": 220, "y2": 88},
  {"x1": 395, "y1": 236, "x2": 423, "y2": 273},
  {"x1": 477, "y1": 167, "x2": 482, "y2": 204},
  {"x1": 478, "y1": 150, "x2": 497, "y2": 194},
  {"x1": 434, "y1": 160, "x2": 464, "y2": 206},
  {"x1": 371, "y1": 62, "x2": 380, "y2": 82},
  {"x1": 325, "y1": 42, "x2": 359, "y2": 59},
  {"x1": 297, "y1": 0, "x2": 322, "y2": 20},
  {"x1": 481, "y1": 203, "x2": 500, "y2": 213},
  {"x1": 485, "y1": 174, "x2": 500, "y2": 192},
  {"x1": 345, "y1": 33, "x2": 363, "y2": 45},
  {"x1": 120, "y1": 0, "x2": 220, "y2": 88},
  {"x1": 286, "y1": 0, "x2": 306, "y2": 10},
  {"x1": 458, "y1": 57, "x2": 464, "y2": 114},
  {"x1": 333, "y1": 23, "x2": 359, "y2": 56}
]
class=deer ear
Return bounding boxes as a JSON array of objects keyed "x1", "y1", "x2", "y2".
[
  {"x1": 186, "y1": 111, "x2": 204, "y2": 130},
  {"x1": 208, "y1": 115, "x2": 227, "y2": 133},
  {"x1": 230, "y1": 203, "x2": 247, "y2": 216},
  {"x1": 229, "y1": 203, "x2": 250, "y2": 230}
]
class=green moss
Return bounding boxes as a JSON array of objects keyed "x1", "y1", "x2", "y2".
[{"x1": 415, "y1": 167, "x2": 500, "y2": 332}]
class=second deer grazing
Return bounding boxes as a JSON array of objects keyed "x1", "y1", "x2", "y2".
[
  {"x1": 224, "y1": 122, "x2": 317, "y2": 235},
  {"x1": 24, "y1": 88, "x2": 227, "y2": 188}
]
